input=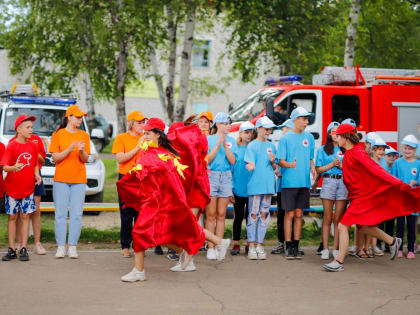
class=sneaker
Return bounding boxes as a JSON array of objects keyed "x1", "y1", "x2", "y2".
[
  {"x1": 294, "y1": 246, "x2": 303, "y2": 260},
  {"x1": 231, "y1": 244, "x2": 240, "y2": 255},
  {"x1": 271, "y1": 242, "x2": 284, "y2": 254},
  {"x1": 121, "y1": 267, "x2": 146, "y2": 282},
  {"x1": 320, "y1": 249, "x2": 330, "y2": 260},
  {"x1": 68, "y1": 246, "x2": 79, "y2": 259},
  {"x1": 316, "y1": 242, "x2": 323, "y2": 255},
  {"x1": 285, "y1": 247, "x2": 295, "y2": 260},
  {"x1": 348, "y1": 245, "x2": 357, "y2": 256},
  {"x1": 332, "y1": 250, "x2": 339, "y2": 259},
  {"x1": 35, "y1": 243, "x2": 46, "y2": 255},
  {"x1": 206, "y1": 247, "x2": 217, "y2": 260},
  {"x1": 298, "y1": 248, "x2": 305, "y2": 256},
  {"x1": 247, "y1": 246, "x2": 258, "y2": 260},
  {"x1": 170, "y1": 260, "x2": 196, "y2": 272},
  {"x1": 18, "y1": 247, "x2": 29, "y2": 261},
  {"x1": 323, "y1": 260, "x2": 344, "y2": 272},
  {"x1": 256, "y1": 245, "x2": 267, "y2": 260},
  {"x1": 154, "y1": 245, "x2": 163, "y2": 255},
  {"x1": 167, "y1": 249, "x2": 179, "y2": 261},
  {"x1": 397, "y1": 250, "x2": 403, "y2": 258},
  {"x1": 55, "y1": 246, "x2": 66, "y2": 258},
  {"x1": 373, "y1": 246, "x2": 384, "y2": 256},
  {"x1": 179, "y1": 250, "x2": 192, "y2": 270},
  {"x1": 407, "y1": 252, "x2": 415, "y2": 259},
  {"x1": 390, "y1": 238, "x2": 402, "y2": 260},
  {"x1": 2, "y1": 248, "x2": 17, "y2": 261},
  {"x1": 216, "y1": 239, "x2": 231, "y2": 261}
]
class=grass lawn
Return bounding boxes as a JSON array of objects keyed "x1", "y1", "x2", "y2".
[
  {"x1": 102, "y1": 158, "x2": 119, "y2": 203},
  {"x1": 102, "y1": 138, "x2": 114, "y2": 154}
]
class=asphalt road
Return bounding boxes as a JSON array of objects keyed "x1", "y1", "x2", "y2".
[{"x1": 1, "y1": 247, "x2": 420, "y2": 315}]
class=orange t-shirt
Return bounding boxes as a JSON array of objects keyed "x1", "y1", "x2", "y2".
[
  {"x1": 112, "y1": 132, "x2": 141, "y2": 175},
  {"x1": 49, "y1": 128, "x2": 91, "y2": 184}
]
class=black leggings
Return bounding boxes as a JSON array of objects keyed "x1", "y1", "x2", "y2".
[
  {"x1": 232, "y1": 194, "x2": 248, "y2": 241},
  {"x1": 118, "y1": 173, "x2": 139, "y2": 249},
  {"x1": 377, "y1": 219, "x2": 395, "y2": 248},
  {"x1": 396, "y1": 215, "x2": 417, "y2": 252}
]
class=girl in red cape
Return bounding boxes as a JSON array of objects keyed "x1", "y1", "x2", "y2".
[
  {"x1": 117, "y1": 118, "x2": 206, "y2": 282},
  {"x1": 323, "y1": 124, "x2": 420, "y2": 272}
]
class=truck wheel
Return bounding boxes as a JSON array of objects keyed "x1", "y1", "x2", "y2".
[{"x1": 92, "y1": 138, "x2": 104, "y2": 152}]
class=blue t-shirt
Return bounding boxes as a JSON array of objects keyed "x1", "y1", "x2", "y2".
[
  {"x1": 315, "y1": 145, "x2": 344, "y2": 176},
  {"x1": 391, "y1": 158, "x2": 420, "y2": 186},
  {"x1": 244, "y1": 140, "x2": 277, "y2": 195},
  {"x1": 207, "y1": 135, "x2": 238, "y2": 172},
  {"x1": 232, "y1": 145, "x2": 251, "y2": 197},
  {"x1": 276, "y1": 172, "x2": 282, "y2": 193},
  {"x1": 277, "y1": 131, "x2": 315, "y2": 189},
  {"x1": 417, "y1": 146, "x2": 420, "y2": 161}
]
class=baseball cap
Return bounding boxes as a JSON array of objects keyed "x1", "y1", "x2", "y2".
[
  {"x1": 366, "y1": 132, "x2": 380, "y2": 145},
  {"x1": 290, "y1": 107, "x2": 314, "y2": 120},
  {"x1": 127, "y1": 110, "x2": 147, "y2": 122},
  {"x1": 342, "y1": 118, "x2": 357, "y2": 127},
  {"x1": 255, "y1": 116, "x2": 276, "y2": 129},
  {"x1": 402, "y1": 134, "x2": 418, "y2": 148},
  {"x1": 142, "y1": 117, "x2": 166, "y2": 131},
  {"x1": 327, "y1": 121, "x2": 340, "y2": 132},
  {"x1": 372, "y1": 138, "x2": 390, "y2": 149},
  {"x1": 212, "y1": 112, "x2": 231, "y2": 126},
  {"x1": 330, "y1": 123, "x2": 357, "y2": 135},
  {"x1": 239, "y1": 121, "x2": 255, "y2": 131},
  {"x1": 198, "y1": 111, "x2": 213, "y2": 122},
  {"x1": 279, "y1": 119, "x2": 294, "y2": 129},
  {"x1": 65, "y1": 105, "x2": 87, "y2": 117},
  {"x1": 14, "y1": 114, "x2": 36, "y2": 130},
  {"x1": 385, "y1": 146, "x2": 398, "y2": 155}
]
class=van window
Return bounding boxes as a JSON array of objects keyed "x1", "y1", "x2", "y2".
[
  {"x1": 331, "y1": 95, "x2": 360, "y2": 125},
  {"x1": 276, "y1": 93, "x2": 317, "y2": 125}
]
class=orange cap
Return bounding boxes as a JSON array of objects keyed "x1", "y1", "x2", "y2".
[
  {"x1": 66, "y1": 105, "x2": 87, "y2": 117},
  {"x1": 198, "y1": 111, "x2": 213, "y2": 122},
  {"x1": 127, "y1": 110, "x2": 147, "y2": 122}
]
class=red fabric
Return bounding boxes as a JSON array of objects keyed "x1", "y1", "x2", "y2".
[
  {"x1": 340, "y1": 143, "x2": 420, "y2": 226},
  {"x1": 117, "y1": 145, "x2": 205, "y2": 255},
  {"x1": 1, "y1": 140, "x2": 38, "y2": 199},
  {"x1": 0, "y1": 142, "x2": 5, "y2": 197},
  {"x1": 10, "y1": 134, "x2": 47, "y2": 169},
  {"x1": 167, "y1": 123, "x2": 211, "y2": 211}
]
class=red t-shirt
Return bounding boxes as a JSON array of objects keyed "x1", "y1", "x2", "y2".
[
  {"x1": 10, "y1": 134, "x2": 47, "y2": 169},
  {"x1": 0, "y1": 142, "x2": 5, "y2": 197},
  {"x1": 0, "y1": 140, "x2": 38, "y2": 199}
]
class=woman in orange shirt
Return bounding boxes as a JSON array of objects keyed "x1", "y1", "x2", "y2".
[
  {"x1": 49, "y1": 105, "x2": 90, "y2": 259},
  {"x1": 197, "y1": 111, "x2": 213, "y2": 136},
  {"x1": 112, "y1": 111, "x2": 147, "y2": 257}
]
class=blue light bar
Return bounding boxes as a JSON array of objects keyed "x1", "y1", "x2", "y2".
[
  {"x1": 10, "y1": 96, "x2": 77, "y2": 106},
  {"x1": 265, "y1": 75, "x2": 303, "y2": 86}
]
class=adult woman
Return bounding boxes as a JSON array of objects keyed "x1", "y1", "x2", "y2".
[
  {"x1": 197, "y1": 111, "x2": 213, "y2": 135},
  {"x1": 50, "y1": 105, "x2": 90, "y2": 259},
  {"x1": 323, "y1": 124, "x2": 420, "y2": 272},
  {"x1": 112, "y1": 110, "x2": 147, "y2": 257}
]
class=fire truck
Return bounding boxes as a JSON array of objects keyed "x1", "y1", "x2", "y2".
[{"x1": 229, "y1": 66, "x2": 420, "y2": 151}]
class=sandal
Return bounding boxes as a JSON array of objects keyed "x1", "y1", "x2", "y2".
[
  {"x1": 354, "y1": 249, "x2": 368, "y2": 260},
  {"x1": 364, "y1": 248, "x2": 375, "y2": 259}
]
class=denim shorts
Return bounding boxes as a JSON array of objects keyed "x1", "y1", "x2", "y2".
[
  {"x1": 5, "y1": 193, "x2": 36, "y2": 215},
  {"x1": 209, "y1": 170, "x2": 233, "y2": 198},
  {"x1": 320, "y1": 177, "x2": 348, "y2": 201}
]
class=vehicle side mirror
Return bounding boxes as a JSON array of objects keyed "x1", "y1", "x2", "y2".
[
  {"x1": 308, "y1": 114, "x2": 315, "y2": 125},
  {"x1": 228, "y1": 102, "x2": 233, "y2": 112},
  {"x1": 91, "y1": 128, "x2": 105, "y2": 139}
]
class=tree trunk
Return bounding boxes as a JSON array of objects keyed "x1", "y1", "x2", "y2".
[
  {"x1": 83, "y1": 72, "x2": 96, "y2": 131},
  {"x1": 115, "y1": 38, "x2": 130, "y2": 134},
  {"x1": 175, "y1": 5, "x2": 196, "y2": 122},
  {"x1": 166, "y1": 5, "x2": 177, "y2": 123},
  {"x1": 344, "y1": 0, "x2": 361, "y2": 67},
  {"x1": 149, "y1": 45, "x2": 168, "y2": 122}
]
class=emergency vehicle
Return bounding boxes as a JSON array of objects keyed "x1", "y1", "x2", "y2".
[{"x1": 229, "y1": 66, "x2": 420, "y2": 151}]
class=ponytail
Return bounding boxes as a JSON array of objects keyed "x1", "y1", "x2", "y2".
[
  {"x1": 55, "y1": 116, "x2": 68, "y2": 133},
  {"x1": 152, "y1": 129, "x2": 179, "y2": 156}
]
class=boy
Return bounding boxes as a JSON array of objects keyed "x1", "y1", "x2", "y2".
[
  {"x1": 278, "y1": 107, "x2": 315, "y2": 259},
  {"x1": 1, "y1": 115, "x2": 41, "y2": 261}
]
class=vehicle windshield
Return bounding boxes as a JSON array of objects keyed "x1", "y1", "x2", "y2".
[
  {"x1": 3, "y1": 107, "x2": 86, "y2": 136},
  {"x1": 229, "y1": 88, "x2": 284, "y2": 122}
]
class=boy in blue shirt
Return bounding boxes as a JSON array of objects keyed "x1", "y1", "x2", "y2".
[{"x1": 278, "y1": 107, "x2": 315, "y2": 259}]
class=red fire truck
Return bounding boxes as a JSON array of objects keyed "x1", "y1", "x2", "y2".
[{"x1": 229, "y1": 66, "x2": 420, "y2": 151}]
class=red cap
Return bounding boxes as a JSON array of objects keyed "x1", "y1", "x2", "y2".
[
  {"x1": 331, "y1": 123, "x2": 357, "y2": 135},
  {"x1": 142, "y1": 117, "x2": 165, "y2": 131},
  {"x1": 15, "y1": 114, "x2": 36, "y2": 130}
]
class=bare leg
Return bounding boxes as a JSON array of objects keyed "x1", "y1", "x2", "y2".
[
  {"x1": 321, "y1": 199, "x2": 334, "y2": 250},
  {"x1": 192, "y1": 207, "x2": 222, "y2": 246},
  {"x1": 294, "y1": 209, "x2": 303, "y2": 240},
  {"x1": 284, "y1": 210, "x2": 295, "y2": 242},
  {"x1": 336, "y1": 223, "x2": 350, "y2": 263},
  {"x1": 8, "y1": 214, "x2": 18, "y2": 249},
  {"x1": 332, "y1": 201, "x2": 347, "y2": 250},
  {"x1": 32, "y1": 196, "x2": 42, "y2": 244},
  {"x1": 359, "y1": 226, "x2": 393, "y2": 245},
  {"x1": 16, "y1": 214, "x2": 22, "y2": 246},
  {"x1": 134, "y1": 251, "x2": 145, "y2": 271},
  {"x1": 205, "y1": 197, "x2": 217, "y2": 248},
  {"x1": 215, "y1": 197, "x2": 229, "y2": 240},
  {"x1": 19, "y1": 213, "x2": 30, "y2": 248}
]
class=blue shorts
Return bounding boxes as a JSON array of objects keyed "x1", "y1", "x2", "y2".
[
  {"x1": 5, "y1": 193, "x2": 36, "y2": 215},
  {"x1": 34, "y1": 180, "x2": 46, "y2": 196},
  {"x1": 320, "y1": 177, "x2": 348, "y2": 201},
  {"x1": 209, "y1": 171, "x2": 233, "y2": 198}
]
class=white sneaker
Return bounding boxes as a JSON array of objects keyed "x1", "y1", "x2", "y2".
[
  {"x1": 216, "y1": 239, "x2": 231, "y2": 261},
  {"x1": 320, "y1": 249, "x2": 330, "y2": 260},
  {"x1": 206, "y1": 247, "x2": 217, "y2": 260},
  {"x1": 256, "y1": 244, "x2": 267, "y2": 260},
  {"x1": 248, "y1": 246, "x2": 258, "y2": 260},
  {"x1": 323, "y1": 260, "x2": 344, "y2": 272},
  {"x1": 121, "y1": 267, "x2": 146, "y2": 282},
  {"x1": 348, "y1": 245, "x2": 357, "y2": 256},
  {"x1": 55, "y1": 246, "x2": 66, "y2": 258},
  {"x1": 170, "y1": 260, "x2": 196, "y2": 272},
  {"x1": 179, "y1": 250, "x2": 192, "y2": 270},
  {"x1": 35, "y1": 243, "x2": 46, "y2": 255},
  {"x1": 68, "y1": 246, "x2": 79, "y2": 259},
  {"x1": 332, "y1": 250, "x2": 339, "y2": 259}
]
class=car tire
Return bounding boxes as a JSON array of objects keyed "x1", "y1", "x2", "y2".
[{"x1": 92, "y1": 138, "x2": 104, "y2": 152}]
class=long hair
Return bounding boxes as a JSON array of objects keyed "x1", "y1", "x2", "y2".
[
  {"x1": 152, "y1": 129, "x2": 178, "y2": 156},
  {"x1": 236, "y1": 129, "x2": 256, "y2": 146},
  {"x1": 54, "y1": 116, "x2": 68, "y2": 133},
  {"x1": 341, "y1": 131, "x2": 360, "y2": 145},
  {"x1": 323, "y1": 130, "x2": 335, "y2": 155},
  {"x1": 210, "y1": 125, "x2": 217, "y2": 135}
]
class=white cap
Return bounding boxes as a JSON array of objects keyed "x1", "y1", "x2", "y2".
[
  {"x1": 372, "y1": 138, "x2": 390, "y2": 148},
  {"x1": 279, "y1": 119, "x2": 294, "y2": 129},
  {"x1": 402, "y1": 134, "x2": 418, "y2": 148},
  {"x1": 366, "y1": 132, "x2": 381, "y2": 145},
  {"x1": 385, "y1": 146, "x2": 398, "y2": 155},
  {"x1": 255, "y1": 116, "x2": 276, "y2": 129},
  {"x1": 239, "y1": 121, "x2": 255, "y2": 131},
  {"x1": 290, "y1": 107, "x2": 314, "y2": 120}
]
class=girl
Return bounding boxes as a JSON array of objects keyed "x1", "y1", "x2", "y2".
[
  {"x1": 231, "y1": 121, "x2": 254, "y2": 255},
  {"x1": 206, "y1": 112, "x2": 237, "y2": 260},
  {"x1": 197, "y1": 111, "x2": 213, "y2": 136},
  {"x1": 112, "y1": 110, "x2": 147, "y2": 257},
  {"x1": 245, "y1": 116, "x2": 277, "y2": 260},
  {"x1": 315, "y1": 122, "x2": 347, "y2": 261},
  {"x1": 50, "y1": 105, "x2": 91, "y2": 259},
  {"x1": 323, "y1": 124, "x2": 420, "y2": 272}
]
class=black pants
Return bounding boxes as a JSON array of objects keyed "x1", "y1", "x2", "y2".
[
  {"x1": 377, "y1": 219, "x2": 395, "y2": 248},
  {"x1": 232, "y1": 194, "x2": 248, "y2": 241},
  {"x1": 396, "y1": 215, "x2": 417, "y2": 252},
  {"x1": 276, "y1": 192, "x2": 294, "y2": 243},
  {"x1": 118, "y1": 173, "x2": 139, "y2": 249}
]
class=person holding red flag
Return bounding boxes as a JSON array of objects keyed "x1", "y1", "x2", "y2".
[{"x1": 323, "y1": 123, "x2": 420, "y2": 272}]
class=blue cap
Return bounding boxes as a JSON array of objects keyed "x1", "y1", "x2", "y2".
[
  {"x1": 342, "y1": 118, "x2": 357, "y2": 127},
  {"x1": 212, "y1": 112, "x2": 231, "y2": 127},
  {"x1": 290, "y1": 107, "x2": 314, "y2": 120},
  {"x1": 366, "y1": 132, "x2": 379, "y2": 145},
  {"x1": 239, "y1": 121, "x2": 255, "y2": 131},
  {"x1": 402, "y1": 134, "x2": 418, "y2": 148},
  {"x1": 327, "y1": 121, "x2": 340, "y2": 133},
  {"x1": 385, "y1": 146, "x2": 398, "y2": 155},
  {"x1": 279, "y1": 119, "x2": 294, "y2": 129},
  {"x1": 372, "y1": 138, "x2": 390, "y2": 149},
  {"x1": 255, "y1": 116, "x2": 276, "y2": 129}
]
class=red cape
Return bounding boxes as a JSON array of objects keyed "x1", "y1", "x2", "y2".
[
  {"x1": 340, "y1": 143, "x2": 420, "y2": 226},
  {"x1": 117, "y1": 144, "x2": 205, "y2": 254}
]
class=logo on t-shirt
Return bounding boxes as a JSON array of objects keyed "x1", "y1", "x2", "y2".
[
  {"x1": 302, "y1": 139, "x2": 309, "y2": 147},
  {"x1": 267, "y1": 147, "x2": 273, "y2": 155},
  {"x1": 16, "y1": 152, "x2": 32, "y2": 169},
  {"x1": 226, "y1": 142, "x2": 232, "y2": 149},
  {"x1": 412, "y1": 168, "x2": 418, "y2": 176},
  {"x1": 337, "y1": 151, "x2": 344, "y2": 158}
]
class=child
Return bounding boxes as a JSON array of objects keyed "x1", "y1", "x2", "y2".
[
  {"x1": 197, "y1": 111, "x2": 213, "y2": 136},
  {"x1": 245, "y1": 117, "x2": 277, "y2": 260},
  {"x1": 231, "y1": 121, "x2": 254, "y2": 255},
  {"x1": 278, "y1": 107, "x2": 316, "y2": 260},
  {"x1": 1, "y1": 115, "x2": 41, "y2": 262},
  {"x1": 392, "y1": 135, "x2": 420, "y2": 259}
]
